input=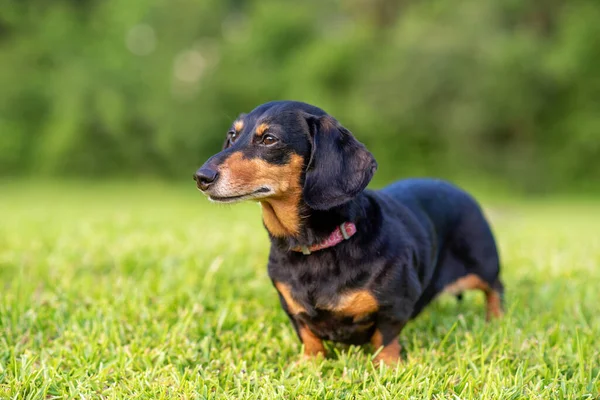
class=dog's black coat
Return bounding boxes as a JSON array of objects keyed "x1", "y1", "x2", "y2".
[
  {"x1": 268, "y1": 178, "x2": 502, "y2": 346},
  {"x1": 197, "y1": 101, "x2": 503, "y2": 355}
]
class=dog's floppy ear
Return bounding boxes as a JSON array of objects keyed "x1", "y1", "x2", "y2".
[{"x1": 302, "y1": 114, "x2": 377, "y2": 210}]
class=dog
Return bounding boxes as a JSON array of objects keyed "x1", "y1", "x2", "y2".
[{"x1": 194, "y1": 101, "x2": 504, "y2": 366}]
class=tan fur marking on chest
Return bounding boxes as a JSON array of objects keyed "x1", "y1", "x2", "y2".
[
  {"x1": 274, "y1": 282, "x2": 306, "y2": 315},
  {"x1": 329, "y1": 289, "x2": 379, "y2": 320}
]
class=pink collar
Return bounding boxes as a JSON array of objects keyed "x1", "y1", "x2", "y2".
[{"x1": 292, "y1": 222, "x2": 357, "y2": 255}]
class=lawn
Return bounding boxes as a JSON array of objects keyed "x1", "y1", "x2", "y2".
[{"x1": 0, "y1": 182, "x2": 598, "y2": 399}]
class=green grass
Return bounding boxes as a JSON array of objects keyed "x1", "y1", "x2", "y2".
[{"x1": 1, "y1": 182, "x2": 599, "y2": 399}]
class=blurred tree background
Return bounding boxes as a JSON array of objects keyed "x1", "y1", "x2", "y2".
[{"x1": 1, "y1": 0, "x2": 598, "y2": 192}]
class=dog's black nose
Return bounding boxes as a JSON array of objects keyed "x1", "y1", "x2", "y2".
[{"x1": 194, "y1": 167, "x2": 219, "y2": 190}]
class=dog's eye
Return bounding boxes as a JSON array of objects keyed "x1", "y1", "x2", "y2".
[
  {"x1": 261, "y1": 134, "x2": 278, "y2": 145},
  {"x1": 228, "y1": 130, "x2": 239, "y2": 143}
]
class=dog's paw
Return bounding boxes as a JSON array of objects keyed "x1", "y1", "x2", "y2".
[
  {"x1": 291, "y1": 352, "x2": 325, "y2": 368},
  {"x1": 372, "y1": 353, "x2": 401, "y2": 368}
]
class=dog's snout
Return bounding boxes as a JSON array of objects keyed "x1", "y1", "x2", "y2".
[{"x1": 194, "y1": 167, "x2": 219, "y2": 190}]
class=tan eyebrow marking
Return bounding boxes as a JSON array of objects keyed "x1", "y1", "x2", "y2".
[
  {"x1": 255, "y1": 123, "x2": 269, "y2": 137},
  {"x1": 233, "y1": 120, "x2": 244, "y2": 132}
]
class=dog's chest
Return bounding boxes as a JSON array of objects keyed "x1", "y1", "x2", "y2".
[
  {"x1": 274, "y1": 280, "x2": 379, "y2": 343},
  {"x1": 276, "y1": 281, "x2": 377, "y2": 316}
]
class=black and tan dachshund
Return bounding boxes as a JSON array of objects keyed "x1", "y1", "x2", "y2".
[{"x1": 195, "y1": 101, "x2": 504, "y2": 366}]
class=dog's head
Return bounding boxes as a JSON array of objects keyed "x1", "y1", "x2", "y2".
[{"x1": 195, "y1": 101, "x2": 377, "y2": 236}]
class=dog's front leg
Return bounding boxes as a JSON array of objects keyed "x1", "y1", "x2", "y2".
[
  {"x1": 370, "y1": 319, "x2": 406, "y2": 366},
  {"x1": 298, "y1": 323, "x2": 325, "y2": 358},
  {"x1": 273, "y1": 280, "x2": 325, "y2": 359}
]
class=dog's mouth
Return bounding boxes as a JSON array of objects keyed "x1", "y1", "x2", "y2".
[{"x1": 207, "y1": 187, "x2": 272, "y2": 203}]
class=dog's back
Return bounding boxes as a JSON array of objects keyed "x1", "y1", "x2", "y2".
[{"x1": 381, "y1": 178, "x2": 482, "y2": 243}]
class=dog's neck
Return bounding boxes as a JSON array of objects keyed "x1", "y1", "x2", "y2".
[
  {"x1": 260, "y1": 199, "x2": 302, "y2": 238},
  {"x1": 263, "y1": 192, "x2": 371, "y2": 251}
]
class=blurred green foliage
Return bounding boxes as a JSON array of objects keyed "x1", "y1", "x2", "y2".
[{"x1": 1, "y1": 0, "x2": 599, "y2": 191}]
